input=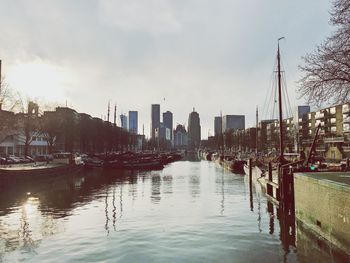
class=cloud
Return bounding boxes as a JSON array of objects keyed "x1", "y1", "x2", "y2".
[
  {"x1": 98, "y1": 0, "x2": 182, "y2": 34},
  {"x1": 0, "y1": 0, "x2": 333, "y2": 138}
]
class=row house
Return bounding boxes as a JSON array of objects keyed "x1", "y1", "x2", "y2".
[
  {"x1": 302, "y1": 103, "x2": 350, "y2": 160},
  {"x1": 216, "y1": 103, "x2": 350, "y2": 161},
  {"x1": 0, "y1": 102, "x2": 49, "y2": 157}
]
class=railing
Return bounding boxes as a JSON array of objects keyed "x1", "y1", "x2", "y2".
[
  {"x1": 324, "y1": 137, "x2": 344, "y2": 143},
  {"x1": 315, "y1": 112, "x2": 324, "y2": 119},
  {"x1": 315, "y1": 147, "x2": 326, "y2": 152},
  {"x1": 342, "y1": 146, "x2": 350, "y2": 152},
  {"x1": 315, "y1": 121, "x2": 324, "y2": 126},
  {"x1": 302, "y1": 139, "x2": 314, "y2": 145}
]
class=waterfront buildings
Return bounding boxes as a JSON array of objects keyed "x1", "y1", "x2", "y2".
[
  {"x1": 301, "y1": 103, "x2": 350, "y2": 160},
  {"x1": 151, "y1": 104, "x2": 160, "y2": 139},
  {"x1": 128, "y1": 111, "x2": 138, "y2": 134},
  {"x1": 0, "y1": 134, "x2": 49, "y2": 156},
  {"x1": 226, "y1": 102, "x2": 350, "y2": 160},
  {"x1": 222, "y1": 115, "x2": 245, "y2": 132},
  {"x1": 0, "y1": 104, "x2": 138, "y2": 156},
  {"x1": 188, "y1": 109, "x2": 201, "y2": 150},
  {"x1": 120, "y1": 114, "x2": 128, "y2": 130}
]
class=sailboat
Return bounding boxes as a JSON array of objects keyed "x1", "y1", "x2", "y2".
[{"x1": 244, "y1": 37, "x2": 287, "y2": 188}]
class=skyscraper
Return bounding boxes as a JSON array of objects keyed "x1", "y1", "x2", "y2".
[
  {"x1": 222, "y1": 115, "x2": 245, "y2": 132},
  {"x1": 214, "y1": 116, "x2": 222, "y2": 136},
  {"x1": 120, "y1": 114, "x2": 128, "y2": 130},
  {"x1": 128, "y1": 111, "x2": 138, "y2": 134},
  {"x1": 174, "y1": 124, "x2": 188, "y2": 149},
  {"x1": 163, "y1": 111, "x2": 173, "y2": 141},
  {"x1": 188, "y1": 108, "x2": 201, "y2": 150},
  {"x1": 151, "y1": 104, "x2": 160, "y2": 139}
]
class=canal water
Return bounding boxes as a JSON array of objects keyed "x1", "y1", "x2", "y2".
[{"x1": 0, "y1": 158, "x2": 345, "y2": 262}]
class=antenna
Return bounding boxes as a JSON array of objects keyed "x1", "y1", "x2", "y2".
[
  {"x1": 107, "y1": 101, "x2": 110, "y2": 122},
  {"x1": 113, "y1": 104, "x2": 117, "y2": 126}
]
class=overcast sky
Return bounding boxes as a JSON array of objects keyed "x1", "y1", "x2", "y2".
[{"x1": 0, "y1": 0, "x2": 333, "y2": 139}]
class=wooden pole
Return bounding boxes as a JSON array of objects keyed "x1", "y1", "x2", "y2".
[
  {"x1": 249, "y1": 158, "x2": 252, "y2": 184},
  {"x1": 267, "y1": 162, "x2": 273, "y2": 197},
  {"x1": 277, "y1": 38, "x2": 285, "y2": 161},
  {"x1": 249, "y1": 158, "x2": 253, "y2": 211}
]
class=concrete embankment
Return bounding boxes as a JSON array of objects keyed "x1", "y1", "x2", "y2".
[{"x1": 294, "y1": 172, "x2": 350, "y2": 256}]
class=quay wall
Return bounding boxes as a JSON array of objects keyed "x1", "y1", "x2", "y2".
[{"x1": 294, "y1": 172, "x2": 350, "y2": 256}]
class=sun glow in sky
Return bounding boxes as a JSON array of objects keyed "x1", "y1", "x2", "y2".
[
  {"x1": 0, "y1": 0, "x2": 333, "y2": 138},
  {"x1": 6, "y1": 60, "x2": 69, "y2": 103}
]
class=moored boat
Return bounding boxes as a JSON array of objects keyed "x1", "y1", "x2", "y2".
[{"x1": 0, "y1": 153, "x2": 83, "y2": 179}]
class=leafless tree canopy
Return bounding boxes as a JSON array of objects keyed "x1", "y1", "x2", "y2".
[
  {"x1": 298, "y1": 0, "x2": 350, "y2": 106},
  {"x1": 0, "y1": 77, "x2": 21, "y2": 111}
]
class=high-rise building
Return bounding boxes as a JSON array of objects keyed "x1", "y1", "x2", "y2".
[
  {"x1": 163, "y1": 111, "x2": 173, "y2": 141},
  {"x1": 188, "y1": 108, "x2": 201, "y2": 149},
  {"x1": 128, "y1": 111, "x2": 138, "y2": 134},
  {"x1": 151, "y1": 104, "x2": 160, "y2": 139},
  {"x1": 222, "y1": 115, "x2": 245, "y2": 132},
  {"x1": 120, "y1": 114, "x2": 128, "y2": 130},
  {"x1": 174, "y1": 124, "x2": 188, "y2": 149},
  {"x1": 214, "y1": 116, "x2": 222, "y2": 136}
]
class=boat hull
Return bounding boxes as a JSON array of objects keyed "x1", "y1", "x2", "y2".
[{"x1": 0, "y1": 164, "x2": 82, "y2": 180}]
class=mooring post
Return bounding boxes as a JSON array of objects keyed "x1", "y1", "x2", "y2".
[
  {"x1": 248, "y1": 158, "x2": 253, "y2": 211},
  {"x1": 276, "y1": 164, "x2": 281, "y2": 202},
  {"x1": 267, "y1": 162, "x2": 272, "y2": 197},
  {"x1": 249, "y1": 158, "x2": 252, "y2": 183}
]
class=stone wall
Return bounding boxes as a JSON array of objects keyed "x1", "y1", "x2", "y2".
[{"x1": 294, "y1": 172, "x2": 350, "y2": 256}]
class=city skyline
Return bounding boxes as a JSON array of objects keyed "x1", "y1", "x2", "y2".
[{"x1": 0, "y1": 0, "x2": 333, "y2": 139}]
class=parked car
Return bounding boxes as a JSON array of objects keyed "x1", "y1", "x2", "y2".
[
  {"x1": 25, "y1": 156, "x2": 35, "y2": 162},
  {"x1": 7, "y1": 156, "x2": 21, "y2": 164},
  {"x1": 35, "y1": 155, "x2": 48, "y2": 162},
  {"x1": 0, "y1": 157, "x2": 7, "y2": 165}
]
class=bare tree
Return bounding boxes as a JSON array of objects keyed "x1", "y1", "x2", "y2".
[
  {"x1": 298, "y1": 0, "x2": 350, "y2": 106},
  {"x1": 15, "y1": 99, "x2": 42, "y2": 156},
  {"x1": 0, "y1": 77, "x2": 21, "y2": 111}
]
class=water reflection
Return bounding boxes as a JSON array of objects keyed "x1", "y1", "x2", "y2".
[
  {"x1": 189, "y1": 174, "x2": 200, "y2": 198},
  {"x1": 151, "y1": 173, "x2": 161, "y2": 204},
  {"x1": 162, "y1": 174, "x2": 173, "y2": 195},
  {"x1": 104, "y1": 188, "x2": 110, "y2": 235},
  {"x1": 0, "y1": 161, "x2": 347, "y2": 262}
]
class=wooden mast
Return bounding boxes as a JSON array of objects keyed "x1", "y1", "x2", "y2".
[
  {"x1": 277, "y1": 37, "x2": 285, "y2": 161},
  {"x1": 107, "y1": 101, "x2": 110, "y2": 122},
  {"x1": 256, "y1": 105, "x2": 258, "y2": 154},
  {"x1": 113, "y1": 104, "x2": 117, "y2": 126}
]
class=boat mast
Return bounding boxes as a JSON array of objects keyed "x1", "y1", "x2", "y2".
[
  {"x1": 277, "y1": 37, "x2": 285, "y2": 160},
  {"x1": 107, "y1": 101, "x2": 110, "y2": 123},
  {"x1": 113, "y1": 104, "x2": 117, "y2": 127},
  {"x1": 256, "y1": 105, "x2": 258, "y2": 154}
]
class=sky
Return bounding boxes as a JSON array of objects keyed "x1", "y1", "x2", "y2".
[{"x1": 0, "y1": 0, "x2": 333, "y2": 139}]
